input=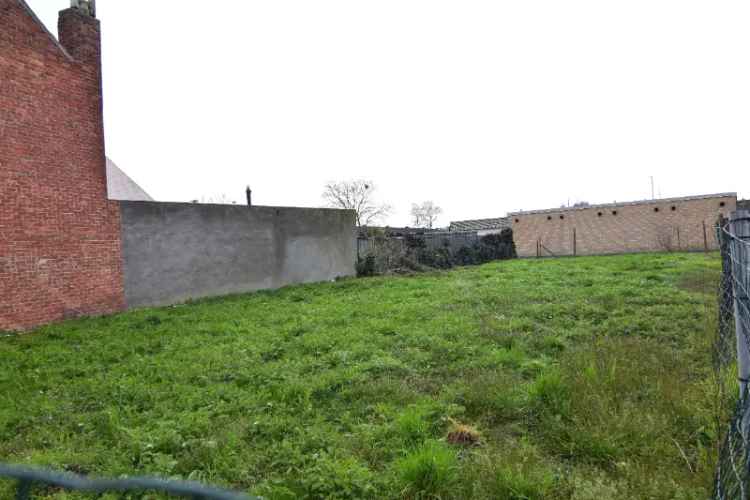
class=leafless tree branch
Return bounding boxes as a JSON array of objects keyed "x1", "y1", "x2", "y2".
[
  {"x1": 411, "y1": 201, "x2": 442, "y2": 229},
  {"x1": 322, "y1": 180, "x2": 392, "y2": 227}
]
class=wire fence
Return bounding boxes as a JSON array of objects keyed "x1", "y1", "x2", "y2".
[
  {"x1": 0, "y1": 464, "x2": 257, "y2": 500},
  {"x1": 714, "y1": 210, "x2": 750, "y2": 499}
]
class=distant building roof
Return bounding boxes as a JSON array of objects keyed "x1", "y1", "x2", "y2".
[
  {"x1": 449, "y1": 217, "x2": 510, "y2": 232},
  {"x1": 509, "y1": 192, "x2": 737, "y2": 216},
  {"x1": 106, "y1": 158, "x2": 153, "y2": 201}
]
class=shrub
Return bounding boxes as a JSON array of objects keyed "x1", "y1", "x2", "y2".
[
  {"x1": 454, "y1": 245, "x2": 479, "y2": 266},
  {"x1": 478, "y1": 229, "x2": 517, "y2": 260},
  {"x1": 415, "y1": 248, "x2": 453, "y2": 270},
  {"x1": 356, "y1": 255, "x2": 377, "y2": 277}
]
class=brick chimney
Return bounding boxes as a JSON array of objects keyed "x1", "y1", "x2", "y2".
[{"x1": 58, "y1": 1, "x2": 100, "y2": 69}]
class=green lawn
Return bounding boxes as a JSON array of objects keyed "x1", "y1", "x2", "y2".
[{"x1": 0, "y1": 253, "x2": 728, "y2": 499}]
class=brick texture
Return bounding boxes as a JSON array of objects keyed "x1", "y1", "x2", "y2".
[
  {"x1": 0, "y1": 1, "x2": 125, "y2": 331},
  {"x1": 511, "y1": 194, "x2": 737, "y2": 258}
]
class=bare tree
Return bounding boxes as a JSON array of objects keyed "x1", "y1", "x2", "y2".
[
  {"x1": 411, "y1": 201, "x2": 443, "y2": 229},
  {"x1": 322, "y1": 180, "x2": 392, "y2": 227}
]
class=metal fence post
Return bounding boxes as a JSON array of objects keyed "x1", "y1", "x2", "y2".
[
  {"x1": 730, "y1": 211, "x2": 750, "y2": 440},
  {"x1": 573, "y1": 228, "x2": 577, "y2": 257}
]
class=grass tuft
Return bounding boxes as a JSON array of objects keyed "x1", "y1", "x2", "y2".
[{"x1": 397, "y1": 440, "x2": 457, "y2": 499}]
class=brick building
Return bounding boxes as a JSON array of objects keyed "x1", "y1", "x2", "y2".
[
  {"x1": 0, "y1": 0, "x2": 125, "y2": 330},
  {"x1": 510, "y1": 193, "x2": 737, "y2": 258}
]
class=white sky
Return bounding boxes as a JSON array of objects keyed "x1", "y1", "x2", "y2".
[{"x1": 28, "y1": 0, "x2": 750, "y2": 227}]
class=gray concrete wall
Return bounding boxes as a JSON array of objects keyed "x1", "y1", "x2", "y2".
[{"x1": 119, "y1": 201, "x2": 356, "y2": 308}]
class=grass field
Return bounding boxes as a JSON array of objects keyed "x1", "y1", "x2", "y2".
[{"x1": 0, "y1": 253, "x2": 729, "y2": 499}]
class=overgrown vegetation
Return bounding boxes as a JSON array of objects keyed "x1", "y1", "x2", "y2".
[
  {"x1": 0, "y1": 253, "x2": 727, "y2": 499},
  {"x1": 357, "y1": 229, "x2": 516, "y2": 276}
]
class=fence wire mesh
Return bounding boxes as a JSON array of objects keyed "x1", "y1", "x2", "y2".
[
  {"x1": 714, "y1": 212, "x2": 750, "y2": 499},
  {"x1": 0, "y1": 464, "x2": 256, "y2": 499}
]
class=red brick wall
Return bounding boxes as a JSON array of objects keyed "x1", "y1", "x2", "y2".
[
  {"x1": 0, "y1": 1, "x2": 124, "y2": 331},
  {"x1": 511, "y1": 194, "x2": 737, "y2": 258}
]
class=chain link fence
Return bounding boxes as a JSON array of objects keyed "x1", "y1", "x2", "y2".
[{"x1": 714, "y1": 210, "x2": 750, "y2": 499}]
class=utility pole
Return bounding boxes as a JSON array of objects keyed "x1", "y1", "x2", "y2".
[{"x1": 650, "y1": 176, "x2": 655, "y2": 200}]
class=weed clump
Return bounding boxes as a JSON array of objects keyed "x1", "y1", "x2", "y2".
[
  {"x1": 446, "y1": 419, "x2": 481, "y2": 447},
  {"x1": 396, "y1": 440, "x2": 457, "y2": 498}
]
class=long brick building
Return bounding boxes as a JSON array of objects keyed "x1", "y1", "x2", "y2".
[
  {"x1": 510, "y1": 193, "x2": 737, "y2": 258},
  {"x1": 1, "y1": 0, "x2": 125, "y2": 330}
]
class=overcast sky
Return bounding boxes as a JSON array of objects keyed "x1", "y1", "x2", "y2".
[{"x1": 28, "y1": 0, "x2": 750, "y2": 227}]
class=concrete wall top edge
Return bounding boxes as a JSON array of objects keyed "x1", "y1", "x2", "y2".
[{"x1": 118, "y1": 200, "x2": 355, "y2": 217}]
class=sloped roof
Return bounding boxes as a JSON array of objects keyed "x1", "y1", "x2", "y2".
[
  {"x1": 449, "y1": 217, "x2": 510, "y2": 232},
  {"x1": 106, "y1": 158, "x2": 153, "y2": 201}
]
